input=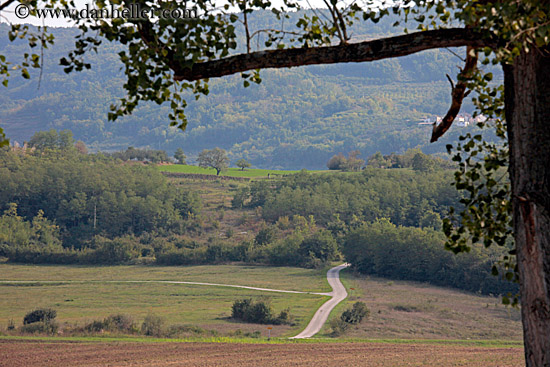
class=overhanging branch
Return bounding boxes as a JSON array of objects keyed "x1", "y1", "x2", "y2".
[
  {"x1": 173, "y1": 28, "x2": 493, "y2": 81},
  {"x1": 0, "y1": 0, "x2": 17, "y2": 11},
  {"x1": 430, "y1": 46, "x2": 478, "y2": 143}
]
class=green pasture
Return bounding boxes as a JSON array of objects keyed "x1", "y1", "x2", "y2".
[
  {"x1": 0, "y1": 264, "x2": 330, "y2": 292},
  {"x1": 156, "y1": 165, "x2": 342, "y2": 178},
  {"x1": 0, "y1": 334, "x2": 524, "y2": 348},
  {"x1": 0, "y1": 264, "x2": 330, "y2": 335}
]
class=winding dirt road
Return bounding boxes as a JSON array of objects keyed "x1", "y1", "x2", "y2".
[{"x1": 291, "y1": 263, "x2": 349, "y2": 339}]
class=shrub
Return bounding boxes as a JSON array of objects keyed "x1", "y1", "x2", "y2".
[
  {"x1": 329, "y1": 318, "x2": 349, "y2": 336},
  {"x1": 244, "y1": 330, "x2": 261, "y2": 338},
  {"x1": 255, "y1": 225, "x2": 276, "y2": 246},
  {"x1": 273, "y1": 308, "x2": 294, "y2": 326},
  {"x1": 84, "y1": 320, "x2": 105, "y2": 333},
  {"x1": 20, "y1": 320, "x2": 58, "y2": 335},
  {"x1": 231, "y1": 298, "x2": 292, "y2": 325},
  {"x1": 103, "y1": 314, "x2": 137, "y2": 333},
  {"x1": 167, "y1": 324, "x2": 207, "y2": 337},
  {"x1": 330, "y1": 302, "x2": 370, "y2": 336},
  {"x1": 276, "y1": 216, "x2": 291, "y2": 230},
  {"x1": 341, "y1": 302, "x2": 370, "y2": 324},
  {"x1": 23, "y1": 308, "x2": 57, "y2": 325},
  {"x1": 141, "y1": 314, "x2": 164, "y2": 337}
]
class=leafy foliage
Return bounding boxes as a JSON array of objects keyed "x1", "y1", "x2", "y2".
[
  {"x1": 340, "y1": 302, "x2": 369, "y2": 325},
  {"x1": 241, "y1": 164, "x2": 460, "y2": 227},
  {"x1": 342, "y1": 219, "x2": 517, "y2": 295},
  {"x1": 174, "y1": 148, "x2": 187, "y2": 164},
  {"x1": 0, "y1": 145, "x2": 201, "y2": 260},
  {"x1": 107, "y1": 146, "x2": 170, "y2": 163},
  {"x1": 236, "y1": 158, "x2": 251, "y2": 171},
  {"x1": 327, "y1": 151, "x2": 364, "y2": 171},
  {"x1": 231, "y1": 298, "x2": 292, "y2": 325},
  {"x1": 330, "y1": 301, "x2": 369, "y2": 336},
  {"x1": 197, "y1": 147, "x2": 229, "y2": 175},
  {"x1": 23, "y1": 308, "x2": 57, "y2": 325}
]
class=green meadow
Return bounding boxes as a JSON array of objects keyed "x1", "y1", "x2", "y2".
[
  {"x1": 158, "y1": 164, "x2": 321, "y2": 178},
  {"x1": 0, "y1": 264, "x2": 330, "y2": 337}
]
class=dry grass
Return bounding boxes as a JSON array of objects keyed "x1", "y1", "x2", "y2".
[
  {"x1": 327, "y1": 271, "x2": 523, "y2": 340},
  {"x1": 169, "y1": 178, "x2": 262, "y2": 242}
]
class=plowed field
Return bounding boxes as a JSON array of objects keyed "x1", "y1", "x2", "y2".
[{"x1": 0, "y1": 340, "x2": 524, "y2": 367}]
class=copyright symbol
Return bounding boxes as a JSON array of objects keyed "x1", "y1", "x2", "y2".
[{"x1": 15, "y1": 4, "x2": 29, "y2": 19}]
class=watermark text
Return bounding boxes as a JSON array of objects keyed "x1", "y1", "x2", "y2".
[{"x1": 15, "y1": 3, "x2": 198, "y2": 20}]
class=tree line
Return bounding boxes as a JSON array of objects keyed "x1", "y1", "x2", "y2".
[{"x1": 0, "y1": 139, "x2": 515, "y2": 295}]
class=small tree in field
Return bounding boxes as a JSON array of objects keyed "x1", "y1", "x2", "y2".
[
  {"x1": 174, "y1": 148, "x2": 187, "y2": 165},
  {"x1": 197, "y1": 148, "x2": 229, "y2": 176},
  {"x1": 236, "y1": 158, "x2": 251, "y2": 171}
]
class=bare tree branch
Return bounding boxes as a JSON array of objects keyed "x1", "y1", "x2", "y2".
[
  {"x1": 0, "y1": 0, "x2": 17, "y2": 11},
  {"x1": 430, "y1": 46, "x2": 478, "y2": 143},
  {"x1": 172, "y1": 28, "x2": 493, "y2": 82}
]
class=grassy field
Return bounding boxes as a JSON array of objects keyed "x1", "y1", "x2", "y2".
[
  {"x1": 0, "y1": 264, "x2": 525, "y2": 342},
  {"x1": 0, "y1": 264, "x2": 330, "y2": 337},
  {"x1": 320, "y1": 269, "x2": 523, "y2": 340},
  {"x1": 0, "y1": 264, "x2": 330, "y2": 292},
  {"x1": 158, "y1": 164, "x2": 304, "y2": 178}
]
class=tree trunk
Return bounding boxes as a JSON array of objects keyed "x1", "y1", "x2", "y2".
[{"x1": 505, "y1": 47, "x2": 550, "y2": 367}]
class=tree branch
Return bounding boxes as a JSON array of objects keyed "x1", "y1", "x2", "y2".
[
  {"x1": 0, "y1": 0, "x2": 17, "y2": 11},
  {"x1": 173, "y1": 28, "x2": 493, "y2": 81},
  {"x1": 430, "y1": 46, "x2": 478, "y2": 143}
]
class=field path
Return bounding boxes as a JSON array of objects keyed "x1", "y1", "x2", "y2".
[
  {"x1": 0, "y1": 279, "x2": 330, "y2": 296},
  {"x1": 110, "y1": 280, "x2": 332, "y2": 296},
  {"x1": 291, "y1": 263, "x2": 349, "y2": 339}
]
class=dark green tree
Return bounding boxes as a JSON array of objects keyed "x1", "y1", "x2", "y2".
[
  {"x1": 28, "y1": 129, "x2": 74, "y2": 151},
  {"x1": 342, "y1": 150, "x2": 364, "y2": 172},
  {"x1": 411, "y1": 152, "x2": 435, "y2": 173},
  {"x1": 298, "y1": 230, "x2": 339, "y2": 267},
  {"x1": 174, "y1": 148, "x2": 186, "y2": 165},
  {"x1": 255, "y1": 225, "x2": 276, "y2": 246},
  {"x1": 327, "y1": 153, "x2": 347, "y2": 170}
]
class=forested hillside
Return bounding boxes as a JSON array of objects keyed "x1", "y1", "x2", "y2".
[
  {"x1": 0, "y1": 140, "x2": 515, "y2": 295},
  {"x1": 0, "y1": 11, "x2": 498, "y2": 169}
]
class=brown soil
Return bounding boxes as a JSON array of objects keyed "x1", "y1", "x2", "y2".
[{"x1": 0, "y1": 340, "x2": 524, "y2": 367}]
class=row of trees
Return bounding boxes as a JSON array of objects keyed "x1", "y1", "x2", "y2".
[
  {"x1": 109, "y1": 145, "x2": 252, "y2": 175},
  {"x1": 326, "y1": 148, "x2": 451, "y2": 172},
  {"x1": 235, "y1": 167, "x2": 458, "y2": 228},
  {"x1": 107, "y1": 146, "x2": 170, "y2": 164},
  {"x1": 342, "y1": 219, "x2": 517, "y2": 295}
]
